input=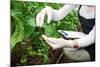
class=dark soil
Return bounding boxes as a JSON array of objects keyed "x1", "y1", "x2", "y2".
[{"x1": 11, "y1": 38, "x2": 63, "y2": 66}]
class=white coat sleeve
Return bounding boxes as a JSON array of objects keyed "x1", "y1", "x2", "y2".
[
  {"x1": 76, "y1": 25, "x2": 95, "y2": 48},
  {"x1": 51, "y1": 4, "x2": 78, "y2": 21}
]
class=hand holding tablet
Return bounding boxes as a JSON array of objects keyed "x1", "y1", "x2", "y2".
[{"x1": 58, "y1": 30, "x2": 87, "y2": 39}]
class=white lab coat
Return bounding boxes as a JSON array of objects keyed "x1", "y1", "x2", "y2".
[{"x1": 50, "y1": 4, "x2": 95, "y2": 61}]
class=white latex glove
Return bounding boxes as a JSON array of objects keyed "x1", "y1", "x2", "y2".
[
  {"x1": 42, "y1": 35, "x2": 76, "y2": 50},
  {"x1": 36, "y1": 6, "x2": 53, "y2": 27}
]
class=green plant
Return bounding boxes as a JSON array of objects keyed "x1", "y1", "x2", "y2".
[{"x1": 30, "y1": 27, "x2": 50, "y2": 63}]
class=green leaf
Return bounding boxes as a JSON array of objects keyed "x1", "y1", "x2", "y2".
[
  {"x1": 11, "y1": 15, "x2": 24, "y2": 49},
  {"x1": 24, "y1": 17, "x2": 36, "y2": 39}
]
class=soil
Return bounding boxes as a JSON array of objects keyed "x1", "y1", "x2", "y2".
[{"x1": 11, "y1": 38, "x2": 63, "y2": 66}]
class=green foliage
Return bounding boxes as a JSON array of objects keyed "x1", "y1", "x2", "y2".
[
  {"x1": 31, "y1": 27, "x2": 50, "y2": 63},
  {"x1": 56, "y1": 10, "x2": 79, "y2": 31},
  {"x1": 11, "y1": 1, "x2": 79, "y2": 65},
  {"x1": 11, "y1": 11, "x2": 24, "y2": 49}
]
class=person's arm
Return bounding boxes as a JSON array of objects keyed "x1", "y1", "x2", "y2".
[
  {"x1": 75, "y1": 25, "x2": 95, "y2": 48},
  {"x1": 36, "y1": 4, "x2": 78, "y2": 27},
  {"x1": 41, "y1": 26, "x2": 95, "y2": 49},
  {"x1": 52, "y1": 4, "x2": 78, "y2": 21}
]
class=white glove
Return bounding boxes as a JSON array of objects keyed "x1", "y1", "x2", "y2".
[
  {"x1": 42, "y1": 35, "x2": 78, "y2": 50},
  {"x1": 36, "y1": 6, "x2": 53, "y2": 27}
]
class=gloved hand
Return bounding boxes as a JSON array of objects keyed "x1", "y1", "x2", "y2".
[
  {"x1": 42, "y1": 35, "x2": 78, "y2": 49},
  {"x1": 36, "y1": 6, "x2": 53, "y2": 27}
]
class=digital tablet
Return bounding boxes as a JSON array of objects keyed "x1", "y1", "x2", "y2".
[{"x1": 58, "y1": 30, "x2": 87, "y2": 39}]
